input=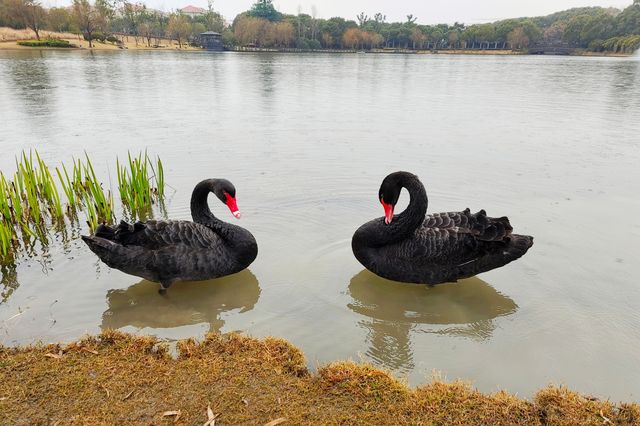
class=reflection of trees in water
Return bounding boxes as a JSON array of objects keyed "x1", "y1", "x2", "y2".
[
  {"x1": 348, "y1": 270, "x2": 517, "y2": 373},
  {"x1": 258, "y1": 56, "x2": 275, "y2": 96},
  {"x1": 101, "y1": 270, "x2": 260, "y2": 333},
  {"x1": 0, "y1": 263, "x2": 19, "y2": 303},
  {"x1": 6, "y1": 52, "x2": 55, "y2": 117},
  {"x1": 609, "y1": 62, "x2": 640, "y2": 113}
]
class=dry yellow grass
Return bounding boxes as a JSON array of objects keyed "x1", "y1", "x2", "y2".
[
  {"x1": 1, "y1": 331, "x2": 638, "y2": 425},
  {"x1": 0, "y1": 27, "x2": 79, "y2": 42}
]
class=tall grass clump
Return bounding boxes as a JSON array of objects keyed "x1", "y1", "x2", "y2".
[{"x1": 117, "y1": 151, "x2": 166, "y2": 217}]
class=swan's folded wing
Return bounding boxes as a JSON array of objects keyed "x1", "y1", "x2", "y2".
[
  {"x1": 408, "y1": 226, "x2": 478, "y2": 264},
  {"x1": 423, "y1": 209, "x2": 513, "y2": 241},
  {"x1": 409, "y1": 221, "x2": 513, "y2": 266},
  {"x1": 114, "y1": 220, "x2": 220, "y2": 250},
  {"x1": 147, "y1": 243, "x2": 236, "y2": 279}
]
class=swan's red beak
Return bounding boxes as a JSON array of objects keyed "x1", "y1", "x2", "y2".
[
  {"x1": 225, "y1": 193, "x2": 241, "y2": 219},
  {"x1": 381, "y1": 199, "x2": 394, "y2": 225}
]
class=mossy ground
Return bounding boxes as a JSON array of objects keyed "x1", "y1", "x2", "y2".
[{"x1": 1, "y1": 331, "x2": 638, "y2": 425}]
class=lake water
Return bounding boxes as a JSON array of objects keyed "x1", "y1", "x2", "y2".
[{"x1": 1, "y1": 50, "x2": 639, "y2": 401}]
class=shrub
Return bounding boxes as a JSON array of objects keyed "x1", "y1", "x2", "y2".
[
  {"x1": 295, "y1": 38, "x2": 310, "y2": 49},
  {"x1": 84, "y1": 32, "x2": 106, "y2": 42},
  {"x1": 307, "y1": 39, "x2": 321, "y2": 50},
  {"x1": 106, "y1": 35, "x2": 118, "y2": 43},
  {"x1": 17, "y1": 39, "x2": 74, "y2": 48},
  {"x1": 588, "y1": 39, "x2": 605, "y2": 52}
]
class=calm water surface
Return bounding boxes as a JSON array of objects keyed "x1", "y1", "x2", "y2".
[{"x1": 1, "y1": 50, "x2": 639, "y2": 400}]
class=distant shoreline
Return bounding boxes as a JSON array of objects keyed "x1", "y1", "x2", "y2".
[{"x1": 0, "y1": 41, "x2": 632, "y2": 57}]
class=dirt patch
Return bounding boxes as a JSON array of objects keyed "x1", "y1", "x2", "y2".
[{"x1": 1, "y1": 331, "x2": 638, "y2": 425}]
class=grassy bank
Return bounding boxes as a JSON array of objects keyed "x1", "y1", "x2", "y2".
[
  {"x1": 0, "y1": 27, "x2": 199, "y2": 50},
  {"x1": 1, "y1": 331, "x2": 638, "y2": 425}
]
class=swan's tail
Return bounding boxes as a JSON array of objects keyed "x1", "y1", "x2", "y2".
[
  {"x1": 91, "y1": 220, "x2": 146, "y2": 243},
  {"x1": 81, "y1": 234, "x2": 146, "y2": 271},
  {"x1": 470, "y1": 209, "x2": 513, "y2": 242},
  {"x1": 457, "y1": 234, "x2": 533, "y2": 279}
]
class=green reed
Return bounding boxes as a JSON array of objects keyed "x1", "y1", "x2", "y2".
[
  {"x1": 83, "y1": 154, "x2": 114, "y2": 225},
  {"x1": 35, "y1": 152, "x2": 63, "y2": 220},
  {"x1": 83, "y1": 193, "x2": 99, "y2": 231},
  {"x1": 56, "y1": 163, "x2": 77, "y2": 211},
  {"x1": 0, "y1": 174, "x2": 11, "y2": 222},
  {"x1": 8, "y1": 179, "x2": 23, "y2": 224},
  {"x1": 0, "y1": 219, "x2": 14, "y2": 258},
  {"x1": 117, "y1": 151, "x2": 166, "y2": 217},
  {"x1": 156, "y1": 158, "x2": 165, "y2": 199}
]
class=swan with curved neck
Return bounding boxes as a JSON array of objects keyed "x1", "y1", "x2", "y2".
[
  {"x1": 82, "y1": 178, "x2": 258, "y2": 294},
  {"x1": 352, "y1": 171, "x2": 533, "y2": 284}
]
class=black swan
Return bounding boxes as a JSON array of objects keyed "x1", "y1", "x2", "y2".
[
  {"x1": 351, "y1": 171, "x2": 533, "y2": 284},
  {"x1": 82, "y1": 178, "x2": 258, "y2": 294}
]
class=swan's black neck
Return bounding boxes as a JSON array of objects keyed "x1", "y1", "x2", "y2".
[
  {"x1": 358, "y1": 173, "x2": 428, "y2": 247},
  {"x1": 385, "y1": 173, "x2": 428, "y2": 243},
  {"x1": 190, "y1": 179, "x2": 230, "y2": 238},
  {"x1": 189, "y1": 178, "x2": 257, "y2": 265}
]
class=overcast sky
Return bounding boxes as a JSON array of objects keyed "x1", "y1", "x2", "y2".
[{"x1": 47, "y1": 0, "x2": 631, "y2": 24}]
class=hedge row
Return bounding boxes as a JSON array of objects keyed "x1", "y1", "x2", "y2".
[{"x1": 17, "y1": 39, "x2": 75, "y2": 48}]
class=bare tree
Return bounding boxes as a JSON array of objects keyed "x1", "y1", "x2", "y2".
[
  {"x1": 139, "y1": 21, "x2": 153, "y2": 46},
  {"x1": 167, "y1": 13, "x2": 190, "y2": 48},
  {"x1": 73, "y1": 0, "x2": 102, "y2": 48},
  {"x1": 356, "y1": 12, "x2": 368, "y2": 27},
  {"x1": 310, "y1": 4, "x2": 317, "y2": 41},
  {"x1": 410, "y1": 28, "x2": 426, "y2": 49},
  {"x1": 508, "y1": 27, "x2": 529, "y2": 50},
  {"x1": 5, "y1": 0, "x2": 46, "y2": 40},
  {"x1": 203, "y1": 0, "x2": 224, "y2": 32}
]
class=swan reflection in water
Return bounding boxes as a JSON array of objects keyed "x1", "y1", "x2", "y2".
[
  {"x1": 348, "y1": 270, "x2": 517, "y2": 373},
  {"x1": 101, "y1": 270, "x2": 260, "y2": 333}
]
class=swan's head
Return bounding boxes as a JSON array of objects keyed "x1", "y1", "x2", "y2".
[
  {"x1": 212, "y1": 179, "x2": 241, "y2": 219},
  {"x1": 378, "y1": 172, "x2": 405, "y2": 225}
]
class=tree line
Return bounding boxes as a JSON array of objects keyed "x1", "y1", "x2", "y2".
[{"x1": 1, "y1": 0, "x2": 639, "y2": 53}]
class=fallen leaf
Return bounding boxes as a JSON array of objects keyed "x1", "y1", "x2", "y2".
[
  {"x1": 81, "y1": 347, "x2": 99, "y2": 355},
  {"x1": 45, "y1": 353, "x2": 62, "y2": 360},
  {"x1": 241, "y1": 398, "x2": 249, "y2": 406},
  {"x1": 203, "y1": 405, "x2": 220, "y2": 426},
  {"x1": 122, "y1": 390, "x2": 134, "y2": 401},
  {"x1": 264, "y1": 418, "x2": 287, "y2": 426},
  {"x1": 163, "y1": 410, "x2": 180, "y2": 417}
]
